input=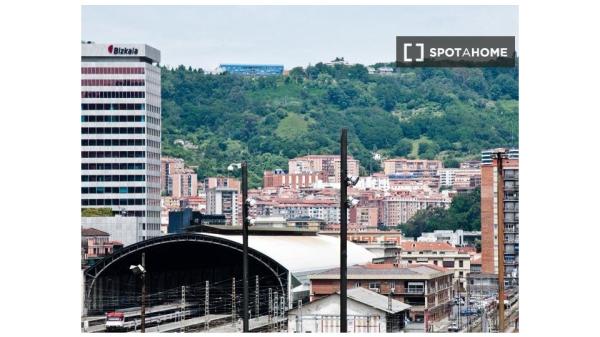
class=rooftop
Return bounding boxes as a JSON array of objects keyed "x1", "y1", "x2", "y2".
[
  {"x1": 82, "y1": 228, "x2": 109, "y2": 237},
  {"x1": 400, "y1": 241, "x2": 458, "y2": 252},
  {"x1": 346, "y1": 287, "x2": 412, "y2": 313},
  {"x1": 310, "y1": 263, "x2": 453, "y2": 280}
]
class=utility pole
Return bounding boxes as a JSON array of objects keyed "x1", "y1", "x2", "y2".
[
  {"x1": 255, "y1": 275, "x2": 260, "y2": 319},
  {"x1": 340, "y1": 128, "x2": 348, "y2": 333},
  {"x1": 180, "y1": 285, "x2": 186, "y2": 332},
  {"x1": 280, "y1": 294, "x2": 285, "y2": 332},
  {"x1": 242, "y1": 161, "x2": 250, "y2": 332},
  {"x1": 232, "y1": 277, "x2": 237, "y2": 327},
  {"x1": 298, "y1": 299, "x2": 303, "y2": 332},
  {"x1": 205, "y1": 281, "x2": 210, "y2": 331},
  {"x1": 497, "y1": 152, "x2": 506, "y2": 332},
  {"x1": 273, "y1": 292, "x2": 279, "y2": 331},
  {"x1": 268, "y1": 288, "x2": 273, "y2": 323},
  {"x1": 141, "y1": 252, "x2": 146, "y2": 333}
]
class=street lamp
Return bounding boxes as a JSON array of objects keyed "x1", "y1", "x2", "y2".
[
  {"x1": 346, "y1": 197, "x2": 360, "y2": 208},
  {"x1": 229, "y1": 161, "x2": 250, "y2": 332},
  {"x1": 130, "y1": 252, "x2": 147, "y2": 333},
  {"x1": 339, "y1": 128, "x2": 348, "y2": 333}
]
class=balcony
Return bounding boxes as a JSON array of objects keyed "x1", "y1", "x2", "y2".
[
  {"x1": 400, "y1": 288, "x2": 425, "y2": 295},
  {"x1": 504, "y1": 225, "x2": 519, "y2": 233}
]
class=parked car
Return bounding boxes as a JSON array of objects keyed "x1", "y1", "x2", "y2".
[
  {"x1": 460, "y1": 307, "x2": 479, "y2": 316},
  {"x1": 448, "y1": 323, "x2": 460, "y2": 332}
]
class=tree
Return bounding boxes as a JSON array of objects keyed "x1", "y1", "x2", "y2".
[
  {"x1": 82, "y1": 208, "x2": 114, "y2": 217},
  {"x1": 400, "y1": 188, "x2": 481, "y2": 237},
  {"x1": 392, "y1": 139, "x2": 413, "y2": 157}
]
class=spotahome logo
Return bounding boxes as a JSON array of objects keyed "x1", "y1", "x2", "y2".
[
  {"x1": 107, "y1": 45, "x2": 139, "y2": 56},
  {"x1": 396, "y1": 36, "x2": 515, "y2": 67}
]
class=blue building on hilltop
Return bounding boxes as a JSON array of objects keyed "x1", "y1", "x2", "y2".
[{"x1": 219, "y1": 64, "x2": 284, "y2": 76}]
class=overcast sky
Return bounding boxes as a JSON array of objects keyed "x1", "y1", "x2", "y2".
[{"x1": 82, "y1": 5, "x2": 518, "y2": 70}]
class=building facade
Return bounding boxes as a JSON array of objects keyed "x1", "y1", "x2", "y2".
[
  {"x1": 287, "y1": 287, "x2": 411, "y2": 333},
  {"x1": 480, "y1": 148, "x2": 519, "y2": 286},
  {"x1": 160, "y1": 157, "x2": 184, "y2": 195},
  {"x1": 206, "y1": 187, "x2": 239, "y2": 225},
  {"x1": 399, "y1": 241, "x2": 471, "y2": 291},
  {"x1": 310, "y1": 263, "x2": 453, "y2": 323},
  {"x1": 381, "y1": 193, "x2": 451, "y2": 226},
  {"x1": 263, "y1": 170, "x2": 325, "y2": 189},
  {"x1": 383, "y1": 158, "x2": 443, "y2": 176},
  {"x1": 288, "y1": 155, "x2": 360, "y2": 183},
  {"x1": 81, "y1": 43, "x2": 162, "y2": 242}
]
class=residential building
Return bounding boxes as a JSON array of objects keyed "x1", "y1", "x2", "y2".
[
  {"x1": 381, "y1": 192, "x2": 451, "y2": 226},
  {"x1": 286, "y1": 217, "x2": 326, "y2": 231},
  {"x1": 81, "y1": 228, "x2": 123, "y2": 265},
  {"x1": 383, "y1": 158, "x2": 443, "y2": 176},
  {"x1": 203, "y1": 177, "x2": 240, "y2": 191},
  {"x1": 168, "y1": 169, "x2": 198, "y2": 198},
  {"x1": 354, "y1": 174, "x2": 390, "y2": 191},
  {"x1": 320, "y1": 230, "x2": 403, "y2": 245},
  {"x1": 255, "y1": 198, "x2": 341, "y2": 224},
  {"x1": 206, "y1": 187, "x2": 239, "y2": 225},
  {"x1": 466, "y1": 273, "x2": 498, "y2": 297},
  {"x1": 287, "y1": 287, "x2": 411, "y2": 333},
  {"x1": 160, "y1": 157, "x2": 198, "y2": 198},
  {"x1": 263, "y1": 170, "x2": 325, "y2": 189},
  {"x1": 309, "y1": 263, "x2": 454, "y2": 323},
  {"x1": 399, "y1": 241, "x2": 471, "y2": 291},
  {"x1": 417, "y1": 230, "x2": 481, "y2": 247},
  {"x1": 481, "y1": 148, "x2": 519, "y2": 286},
  {"x1": 81, "y1": 43, "x2": 162, "y2": 242},
  {"x1": 350, "y1": 206, "x2": 379, "y2": 229},
  {"x1": 360, "y1": 242, "x2": 401, "y2": 264},
  {"x1": 160, "y1": 157, "x2": 184, "y2": 195},
  {"x1": 288, "y1": 155, "x2": 360, "y2": 183}
]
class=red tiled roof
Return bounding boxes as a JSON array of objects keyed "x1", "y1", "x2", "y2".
[
  {"x1": 82, "y1": 227, "x2": 109, "y2": 237},
  {"x1": 458, "y1": 246, "x2": 476, "y2": 254}
]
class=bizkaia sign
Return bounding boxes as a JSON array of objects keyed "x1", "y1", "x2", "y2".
[
  {"x1": 396, "y1": 36, "x2": 515, "y2": 67},
  {"x1": 107, "y1": 45, "x2": 139, "y2": 55}
]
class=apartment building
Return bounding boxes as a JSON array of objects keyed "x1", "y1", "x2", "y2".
[
  {"x1": 400, "y1": 241, "x2": 471, "y2": 291},
  {"x1": 288, "y1": 155, "x2": 360, "y2": 183},
  {"x1": 481, "y1": 148, "x2": 519, "y2": 286}
]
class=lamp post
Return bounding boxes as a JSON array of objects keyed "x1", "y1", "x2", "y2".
[
  {"x1": 340, "y1": 129, "x2": 348, "y2": 333},
  {"x1": 339, "y1": 128, "x2": 360, "y2": 333},
  {"x1": 229, "y1": 162, "x2": 250, "y2": 332},
  {"x1": 130, "y1": 253, "x2": 146, "y2": 333}
]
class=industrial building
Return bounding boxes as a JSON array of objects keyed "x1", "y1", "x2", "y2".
[{"x1": 83, "y1": 230, "x2": 374, "y2": 316}]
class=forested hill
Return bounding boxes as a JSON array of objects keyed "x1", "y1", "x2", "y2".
[{"x1": 161, "y1": 63, "x2": 518, "y2": 187}]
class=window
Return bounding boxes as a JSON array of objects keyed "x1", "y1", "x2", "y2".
[
  {"x1": 355, "y1": 281, "x2": 362, "y2": 288},
  {"x1": 443, "y1": 261, "x2": 454, "y2": 268},
  {"x1": 459, "y1": 260, "x2": 464, "y2": 268},
  {"x1": 368, "y1": 282, "x2": 380, "y2": 290}
]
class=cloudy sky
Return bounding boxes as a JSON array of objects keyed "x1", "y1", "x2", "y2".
[{"x1": 82, "y1": 5, "x2": 518, "y2": 70}]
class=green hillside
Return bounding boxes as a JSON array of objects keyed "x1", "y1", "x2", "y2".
[{"x1": 161, "y1": 63, "x2": 518, "y2": 187}]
